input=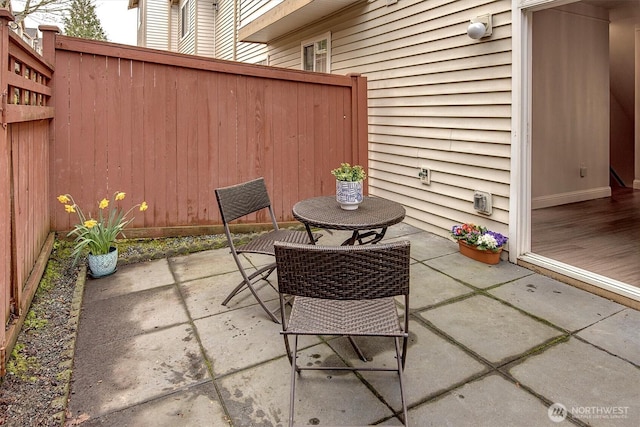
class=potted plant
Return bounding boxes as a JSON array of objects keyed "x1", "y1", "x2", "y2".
[
  {"x1": 450, "y1": 223, "x2": 508, "y2": 265},
  {"x1": 331, "y1": 163, "x2": 366, "y2": 210},
  {"x1": 57, "y1": 192, "x2": 148, "y2": 277}
]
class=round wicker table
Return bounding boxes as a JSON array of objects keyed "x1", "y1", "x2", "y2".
[{"x1": 293, "y1": 195, "x2": 406, "y2": 245}]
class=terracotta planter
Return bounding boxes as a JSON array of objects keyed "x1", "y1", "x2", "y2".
[{"x1": 457, "y1": 241, "x2": 502, "y2": 265}]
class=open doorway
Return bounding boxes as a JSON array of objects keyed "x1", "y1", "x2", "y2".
[{"x1": 529, "y1": 1, "x2": 640, "y2": 290}]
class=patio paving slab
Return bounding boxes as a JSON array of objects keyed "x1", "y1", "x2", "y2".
[
  {"x1": 74, "y1": 382, "x2": 228, "y2": 427},
  {"x1": 576, "y1": 308, "x2": 640, "y2": 366},
  {"x1": 490, "y1": 274, "x2": 626, "y2": 332},
  {"x1": 419, "y1": 295, "x2": 564, "y2": 365},
  {"x1": 425, "y1": 253, "x2": 534, "y2": 289},
  {"x1": 335, "y1": 320, "x2": 487, "y2": 411},
  {"x1": 76, "y1": 285, "x2": 189, "y2": 345},
  {"x1": 509, "y1": 338, "x2": 640, "y2": 426},
  {"x1": 83, "y1": 258, "x2": 175, "y2": 302},
  {"x1": 68, "y1": 324, "x2": 208, "y2": 419},
  {"x1": 406, "y1": 374, "x2": 556, "y2": 426},
  {"x1": 195, "y1": 303, "x2": 320, "y2": 377},
  {"x1": 217, "y1": 342, "x2": 396, "y2": 426},
  {"x1": 389, "y1": 231, "x2": 459, "y2": 262},
  {"x1": 180, "y1": 270, "x2": 279, "y2": 320},
  {"x1": 406, "y1": 263, "x2": 474, "y2": 309}
]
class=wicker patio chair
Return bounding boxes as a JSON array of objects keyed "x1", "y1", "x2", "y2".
[
  {"x1": 274, "y1": 240, "x2": 411, "y2": 426},
  {"x1": 215, "y1": 177, "x2": 320, "y2": 323}
]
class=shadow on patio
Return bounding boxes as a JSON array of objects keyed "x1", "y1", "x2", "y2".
[{"x1": 66, "y1": 224, "x2": 640, "y2": 426}]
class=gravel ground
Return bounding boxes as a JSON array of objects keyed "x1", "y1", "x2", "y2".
[{"x1": 0, "y1": 234, "x2": 232, "y2": 427}]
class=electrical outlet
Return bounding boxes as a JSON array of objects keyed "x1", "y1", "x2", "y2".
[
  {"x1": 418, "y1": 167, "x2": 430, "y2": 185},
  {"x1": 580, "y1": 165, "x2": 587, "y2": 177}
]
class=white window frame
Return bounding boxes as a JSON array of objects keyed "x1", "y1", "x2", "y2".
[
  {"x1": 180, "y1": 0, "x2": 191, "y2": 39},
  {"x1": 301, "y1": 32, "x2": 331, "y2": 73}
]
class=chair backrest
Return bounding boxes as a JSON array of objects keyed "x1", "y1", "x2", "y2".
[
  {"x1": 215, "y1": 177, "x2": 273, "y2": 224},
  {"x1": 274, "y1": 241, "x2": 410, "y2": 300}
]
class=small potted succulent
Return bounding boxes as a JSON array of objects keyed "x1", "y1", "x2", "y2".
[
  {"x1": 450, "y1": 223, "x2": 508, "y2": 265},
  {"x1": 57, "y1": 192, "x2": 148, "y2": 277},
  {"x1": 331, "y1": 163, "x2": 366, "y2": 210}
]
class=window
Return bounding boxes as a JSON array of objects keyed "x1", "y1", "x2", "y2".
[
  {"x1": 181, "y1": 0, "x2": 190, "y2": 38},
  {"x1": 301, "y1": 33, "x2": 330, "y2": 73}
]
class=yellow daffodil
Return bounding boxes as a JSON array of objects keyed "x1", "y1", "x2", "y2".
[{"x1": 60, "y1": 191, "x2": 149, "y2": 265}]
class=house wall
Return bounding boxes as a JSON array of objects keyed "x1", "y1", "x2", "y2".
[
  {"x1": 236, "y1": 0, "x2": 269, "y2": 63},
  {"x1": 169, "y1": 3, "x2": 179, "y2": 51},
  {"x1": 216, "y1": 0, "x2": 236, "y2": 59},
  {"x1": 264, "y1": 0, "x2": 513, "y2": 239},
  {"x1": 610, "y1": 5, "x2": 640, "y2": 188},
  {"x1": 195, "y1": 0, "x2": 216, "y2": 56},
  {"x1": 179, "y1": 0, "x2": 196, "y2": 53},
  {"x1": 531, "y1": 3, "x2": 610, "y2": 208},
  {"x1": 143, "y1": 0, "x2": 170, "y2": 50}
]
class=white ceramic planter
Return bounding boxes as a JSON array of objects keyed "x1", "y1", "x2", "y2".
[
  {"x1": 336, "y1": 180, "x2": 363, "y2": 210},
  {"x1": 88, "y1": 246, "x2": 118, "y2": 278}
]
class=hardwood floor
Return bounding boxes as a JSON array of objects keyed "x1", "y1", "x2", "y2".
[{"x1": 531, "y1": 187, "x2": 640, "y2": 288}]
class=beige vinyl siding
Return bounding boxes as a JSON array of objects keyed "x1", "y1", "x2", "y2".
[
  {"x1": 240, "y1": 0, "x2": 279, "y2": 26},
  {"x1": 144, "y1": 0, "x2": 170, "y2": 50},
  {"x1": 179, "y1": 0, "x2": 196, "y2": 54},
  {"x1": 216, "y1": 0, "x2": 236, "y2": 60},
  {"x1": 169, "y1": 4, "x2": 179, "y2": 51},
  {"x1": 264, "y1": 0, "x2": 512, "y2": 239},
  {"x1": 236, "y1": 41, "x2": 268, "y2": 63},
  {"x1": 196, "y1": 0, "x2": 216, "y2": 56}
]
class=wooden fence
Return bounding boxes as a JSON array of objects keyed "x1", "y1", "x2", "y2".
[
  {"x1": 42, "y1": 30, "x2": 368, "y2": 235},
  {"x1": 0, "y1": 16, "x2": 368, "y2": 374},
  {"x1": 0, "y1": 11, "x2": 55, "y2": 375}
]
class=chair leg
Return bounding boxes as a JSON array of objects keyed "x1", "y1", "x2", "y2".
[
  {"x1": 222, "y1": 261, "x2": 279, "y2": 323},
  {"x1": 395, "y1": 337, "x2": 409, "y2": 426},
  {"x1": 289, "y1": 335, "x2": 299, "y2": 426},
  {"x1": 222, "y1": 264, "x2": 276, "y2": 304}
]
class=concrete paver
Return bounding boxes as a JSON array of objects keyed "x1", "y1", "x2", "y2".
[
  {"x1": 577, "y1": 308, "x2": 640, "y2": 366},
  {"x1": 420, "y1": 295, "x2": 563, "y2": 365},
  {"x1": 407, "y1": 374, "x2": 555, "y2": 427},
  {"x1": 509, "y1": 338, "x2": 640, "y2": 426},
  {"x1": 66, "y1": 225, "x2": 640, "y2": 426},
  {"x1": 490, "y1": 274, "x2": 625, "y2": 332}
]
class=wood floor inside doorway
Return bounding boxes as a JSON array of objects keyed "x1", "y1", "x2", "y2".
[{"x1": 531, "y1": 187, "x2": 639, "y2": 289}]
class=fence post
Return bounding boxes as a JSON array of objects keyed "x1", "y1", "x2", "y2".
[
  {"x1": 0, "y1": 8, "x2": 15, "y2": 376},
  {"x1": 348, "y1": 73, "x2": 369, "y2": 193},
  {"x1": 38, "y1": 25, "x2": 59, "y2": 65}
]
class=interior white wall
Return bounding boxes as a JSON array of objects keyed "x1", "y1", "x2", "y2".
[
  {"x1": 610, "y1": 9, "x2": 638, "y2": 187},
  {"x1": 531, "y1": 4, "x2": 611, "y2": 208}
]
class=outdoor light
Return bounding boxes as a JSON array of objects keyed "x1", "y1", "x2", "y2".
[{"x1": 467, "y1": 14, "x2": 492, "y2": 40}]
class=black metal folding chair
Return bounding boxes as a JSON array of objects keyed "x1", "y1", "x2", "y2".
[
  {"x1": 274, "y1": 240, "x2": 411, "y2": 426},
  {"x1": 215, "y1": 177, "x2": 320, "y2": 323}
]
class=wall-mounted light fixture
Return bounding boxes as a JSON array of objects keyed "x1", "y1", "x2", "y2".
[{"x1": 467, "y1": 14, "x2": 492, "y2": 40}]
